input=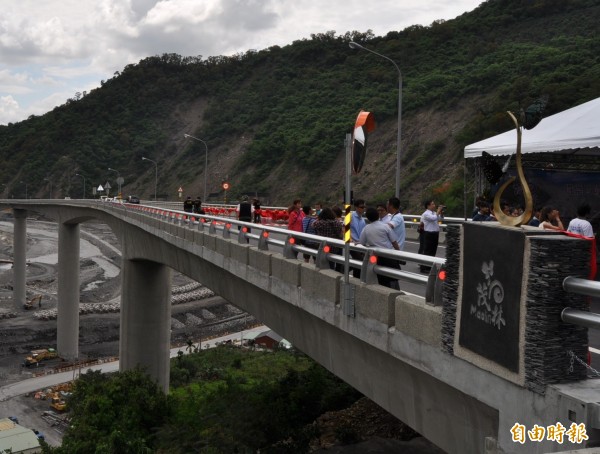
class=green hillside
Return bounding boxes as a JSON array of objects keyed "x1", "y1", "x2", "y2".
[{"x1": 0, "y1": 0, "x2": 598, "y2": 214}]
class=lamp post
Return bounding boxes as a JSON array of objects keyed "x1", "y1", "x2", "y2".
[
  {"x1": 44, "y1": 178, "x2": 53, "y2": 199},
  {"x1": 184, "y1": 134, "x2": 208, "y2": 201},
  {"x1": 107, "y1": 167, "x2": 121, "y2": 197},
  {"x1": 141, "y1": 157, "x2": 158, "y2": 201},
  {"x1": 349, "y1": 41, "x2": 402, "y2": 199},
  {"x1": 74, "y1": 174, "x2": 86, "y2": 199}
]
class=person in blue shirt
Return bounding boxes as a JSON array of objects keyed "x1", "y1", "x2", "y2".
[
  {"x1": 386, "y1": 197, "x2": 406, "y2": 250},
  {"x1": 350, "y1": 199, "x2": 366, "y2": 242}
]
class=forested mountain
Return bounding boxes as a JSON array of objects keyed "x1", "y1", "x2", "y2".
[{"x1": 0, "y1": 0, "x2": 598, "y2": 213}]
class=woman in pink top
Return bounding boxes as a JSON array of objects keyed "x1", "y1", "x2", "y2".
[{"x1": 287, "y1": 199, "x2": 305, "y2": 232}]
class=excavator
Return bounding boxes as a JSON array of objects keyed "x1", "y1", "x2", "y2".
[{"x1": 24, "y1": 295, "x2": 42, "y2": 310}]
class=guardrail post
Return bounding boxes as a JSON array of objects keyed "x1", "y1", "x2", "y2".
[
  {"x1": 360, "y1": 250, "x2": 378, "y2": 285},
  {"x1": 223, "y1": 223, "x2": 231, "y2": 239},
  {"x1": 425, "y1": 263, "x2": 443, "y2": 306},
  {"x1": 258, "y1": 230, "x2": 269, "y2": 251},
  {"x1": 315, "y1": 242, "x2": 330, "y2": 270},
  {"x1": 197, "y1": 218, "x2": 205, "y2": 232},
  {"x1": 209, "y1": 221, "x2": 217, "y2": 234},
  {"x1": 237, "y1": 226, "x2": 248, "y2": 243},
  {"x1": 283, "y1": 235, "x2": 297, "y2": 259}
]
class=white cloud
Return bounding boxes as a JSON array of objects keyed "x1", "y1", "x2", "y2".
[
  {"x1": 0, "y1": 95, "x2": 20, "y2": 124},
  {"x1": 0, "y1": 0, "x2": 484, "y2": 125}
]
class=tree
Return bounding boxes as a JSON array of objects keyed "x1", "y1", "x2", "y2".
[{"x1": 55, "y1": 368, "x2": 168, "y2": 453}]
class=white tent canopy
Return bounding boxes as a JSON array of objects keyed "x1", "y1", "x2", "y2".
[{"x1": 464, "y1": 97, "x2": 600, "y2": 158}]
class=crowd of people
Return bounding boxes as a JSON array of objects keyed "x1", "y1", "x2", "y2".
[
  {"x1": 219, "y1": 195, "x2": 443, "y2": 289},
  {"x1": 471, "y1": 196, "x2": 595, "y2": 238},
  {"x1": 181, "y1": 192, "x2": 594, "y2": 289}
]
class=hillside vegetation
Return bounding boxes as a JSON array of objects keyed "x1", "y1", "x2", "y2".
[{"x1": 1, "y1": 0, "x2": 598, "y2": 214}]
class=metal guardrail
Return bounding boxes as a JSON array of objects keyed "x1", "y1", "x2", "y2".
[
  {"x1": 562, "y1": 276, "x2": 600, "y2": 329},
  {"x1": 139, "y1": 200, "x2": 464, "y2": 230},
  {"x1": 122, "y1": 202, "x2": 446, "y2": 304},
  {"x1": 0, "y1": 199, "x2": 447, "y2": 304}
]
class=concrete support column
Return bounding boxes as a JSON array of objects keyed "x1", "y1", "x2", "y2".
[
  {"x1": 119, "y1": 259, "x2": 172, "y2": 393},
  {"x1": 12, "y1": 209, "x2": 27, "y2": 311},
  {"x1": 57, "y1": 223, "x2": 80, "y2": 361}
]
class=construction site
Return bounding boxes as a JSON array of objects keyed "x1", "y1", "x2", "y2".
[{"x1": 0, "y1": 213, "x2": 255, "y2": 447}]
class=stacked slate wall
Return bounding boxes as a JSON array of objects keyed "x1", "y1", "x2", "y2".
[
  {"x1": 442, "y1": 224, "x2": 461, "y2": 355},
  {"x1": 442, "y1": 224, "x2": 590, "y2": 394},
  {"x1": 525, "y1": 235, "x2": 589, "y2": 394}
]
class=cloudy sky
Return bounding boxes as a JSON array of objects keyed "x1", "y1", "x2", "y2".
[{"x1": 0, "y1": 0, "x2": 483, "y2": 125}]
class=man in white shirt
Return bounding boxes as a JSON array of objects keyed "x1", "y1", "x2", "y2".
[
  {"x1": 420, "y1": 199, "x2": 444, "y2": 272},
  {"x1": 567, "y1": 203, "x2": 594, "y2": 237}
]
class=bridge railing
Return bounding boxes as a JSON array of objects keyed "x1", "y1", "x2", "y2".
[
  {"x1": 119, "y1": 202, "x2": 446, "y2": 303},
  {"x1": 561, "y1": 276, "x2": 600, "y2": 329},
  {"x1": 140, "y1": 200, "x2": 464, "y2": 231}
]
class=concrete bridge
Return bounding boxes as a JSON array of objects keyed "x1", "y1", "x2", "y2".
[{"x1": 1, "y1": 199, "x2": 599, "y2": 454}]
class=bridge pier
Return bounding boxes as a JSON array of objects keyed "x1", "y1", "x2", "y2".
[
  {"x1": 12, "y1": 209, "x2": 27, "y2": 311},
  {"x1": 119, "y1": 258, "x2": 172, "y2": 393},
  {"x1": 57, "y1": 222, "x2": 81, "y2": 361}
]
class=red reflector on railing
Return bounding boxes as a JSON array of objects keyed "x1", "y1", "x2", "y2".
[
  {"x1": 369, "y1": 255, "x2": 377, "y2": 264},
  {"x1": 263, "y1": 231, "x2": 269, "y2": 238},
  {"x1": 289, "y1": 238, "x2": 296, "y2": 244},
  {"x1": 242, "y1": 227, "x2": 248, "y2": 233},
  {"x1": 323, "y1": 245, "x2": 330, "y2": 253},
  {"x1": 226, "y1": 223, "x2": 231, "y2": 229},
  {"x1": 438, "y1": 270, "x2": 447, "y2": 281}
]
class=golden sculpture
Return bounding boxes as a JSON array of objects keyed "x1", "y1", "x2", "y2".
[{"x1": 492, "y1": 111, "x2": 534, "y2": 227}]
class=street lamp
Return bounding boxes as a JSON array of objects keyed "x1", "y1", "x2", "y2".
[
  {"x1": 141, "y1": 157, "x2": 158, "y2": 201},
  {"x1": 74, "y1": 174, "x2": 86, "y2": 199},
  {"x1": 44, "y1": 178, "x2": 53, "y2": 199},
  {"x1": 349, "y1": 41, "x2": 403, "y2": 199},
  {"x1": 107, "y1": 167, "x2": 121, "y2": 197},
  {"x1": 184, "y1": 134, "x2": 208, "y2": 201}
]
